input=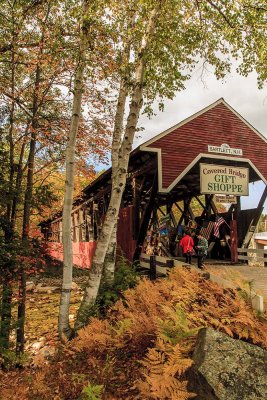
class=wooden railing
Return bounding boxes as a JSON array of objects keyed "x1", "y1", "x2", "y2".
[
  {"x1": 139, "y1": 253, "x2": 184, "y2": 279},
  {"x1": 237, "y1": 248, "x2": 267, "y2": 265}
]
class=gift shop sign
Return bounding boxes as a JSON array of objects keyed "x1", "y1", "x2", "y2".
[{"x1": 200, "y1": 164, "x2": 249, "y2": 196}]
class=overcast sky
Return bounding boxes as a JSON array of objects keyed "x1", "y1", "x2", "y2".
[
  {"x1": 135, "y1": 69, "x2": 266, "y2": 146},
  {"x1": 134, "y1": 68, "x2": 267, "y2": 211}
]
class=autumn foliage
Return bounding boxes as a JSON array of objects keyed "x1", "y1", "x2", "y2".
[{"x1": 1, "y1": 266, "x2": 266, "y2": 399}]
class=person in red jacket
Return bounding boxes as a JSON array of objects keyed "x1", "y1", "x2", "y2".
[{"x1": 179, "y1": 230, "x2": 194, "y2": 264}]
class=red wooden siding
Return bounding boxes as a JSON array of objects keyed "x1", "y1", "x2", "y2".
[
  {"x1": 147, "y1": 103, "x2": 267, "y2": 190},
  {"x1": 46, "y1": 242, "x2": 97, "y2": 269},
  {"x1": 46, "y1": 206, "x2": 136, "y2": 268},
  {"x1": 117, "y1": 206, "x2": 137, "y2": 262}
]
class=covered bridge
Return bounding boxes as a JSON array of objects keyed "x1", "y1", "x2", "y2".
[{"x1": 41, "y1": 98, "x2": 267, "y2": 267}]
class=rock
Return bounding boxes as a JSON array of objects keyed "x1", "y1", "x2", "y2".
[
  {"x1": 31, "y1": 341, "x2": 44, "y2": 351},
  {"x1": 190, "y1": 327, "x2": 267, "y2": 400},
  {"x1": 26, "y1": 281, "x2": 36, "y2": 292},
  {"x1": 200, "y1": 271, "x2": 210, "y2": 280},
  {"x1": 39, "y1": 346, "x2": 56, "y2": 359},
  {"x1": 71, "y1": 282, "x2": 80, "y2": 291},
  {"x1": 34, "y1": 285, "x2": 59, "y2": 293}
]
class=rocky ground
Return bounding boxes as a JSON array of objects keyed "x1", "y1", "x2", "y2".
[{"x1": 8, "y1": 263, "x2": 90, "y2": 366}]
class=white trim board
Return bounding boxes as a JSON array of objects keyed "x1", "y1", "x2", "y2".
[{"x1": 140, "y1": 151, "x2": 267, "y2": 193}]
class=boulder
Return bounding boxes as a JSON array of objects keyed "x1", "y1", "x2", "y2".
[
  {"x1": 26, "y1": 281, "x2": 36, "y2": 292},
  {"x1": 34, "y1": 285, "x2": 59, "y2": 293},
  {"x1": 190, "y1": 328, "x2": 267, "y2": 400},
  {"x1": 31, "y1": 341, "x2": 44, "y2": 351}
]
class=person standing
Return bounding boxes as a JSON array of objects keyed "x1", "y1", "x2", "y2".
[
  {"x1": 196, "y1": 233, "x2": 208, "y2": 269},
  {"x1": 179, "y1": 231, "x2": 194, "y2": 264}
]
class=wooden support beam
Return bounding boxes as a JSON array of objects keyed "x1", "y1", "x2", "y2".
[
  {"x1": 187, "y1": 204, "x2": 194, "y2": 220},
  {"x1": 158, "y1": 207, "x2": 166, "y2": 217},
  {"x1": 200, "y1": 195, "x2": 214, "y2": 219},
  {"x1": 133, "y1": 173, "x2": 158, "y2": 261},
  {"x1": 132, "y1": 176, "x2": 145, "y2": 240},
  {"x1": 178, "y1": 197, "x2": 192, "y2": 226},
  {"x1": 230, "y1": 220, "x2": 238, "y2": 263},
  {"x1": 166, "y1": 201, "x2": 173, "y2": 215},
  {"x1": 193, "y1": 195, "x2": 207, "y2": 213},
  {"x1": 169, "y1": 210, "x2": 177, "y2": 227},
  {"x1": 205, "y1": 195, "x2": 212, "y2": 218},
  {"x1": 174, "y1": 202, "x2": 183, "y2": 213},
  {"x1": 210, "y1": 198, "x2": 218, "y2": 215}
]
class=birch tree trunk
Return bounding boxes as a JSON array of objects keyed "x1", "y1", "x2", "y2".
[
  {"x1": 75, "y1": 6, "x2": 160, "y2": 330},
  {"x1": 102, "y1": 79, "x2": 128, "y2": 282},
  {"x1": 58, "y1": 5, "x2": 88, "y2": 341},
  {"x1": 103, "y1": 223, "x2": 117, "y2": 284}
]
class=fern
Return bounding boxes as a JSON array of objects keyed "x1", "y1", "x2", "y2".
[
  {"x1": 79, "y1": 382, "x2": 103, "y2": 400},
  {"x1": 4, "y1": 266, "x2": 267, "y2": 399},
  {"x1": 138, "y1": 338, "x2": 195, "y2": 399},
  {"x1": 158, "y1": 305, "x2": 200, "y2": 345}
]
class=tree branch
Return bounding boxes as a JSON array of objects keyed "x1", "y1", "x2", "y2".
[{"x1": 206, "y1": 0, "x2": 235, "y2": 29}]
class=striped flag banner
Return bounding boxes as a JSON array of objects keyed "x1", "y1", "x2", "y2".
[
  {"x1": 214, "y1": 216, "x2": 225, "y2": 238},
  {"x1": 200, "y1": 221, "x2": 214, "y2": 240}
]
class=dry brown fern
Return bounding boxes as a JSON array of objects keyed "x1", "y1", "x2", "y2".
[
  {"x1": 4, "y1": 266, "x2": 267, "y2": 400},
  {"x1": 137, "y1": 338, "x2": 195, "y2": 400}
]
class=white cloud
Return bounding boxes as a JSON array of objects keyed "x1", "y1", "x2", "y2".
[{"x1": 135, "y1": 69, "x2": 267, "y2": 147}]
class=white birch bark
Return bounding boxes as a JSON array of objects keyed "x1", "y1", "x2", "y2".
[
  {"x1": 102, "y1": 11, "x2": 136, "y2": 283},
  {"x1": 102, "y1": 80, "x2": 128, "y2": 282},
  {"x1": 58, "y1": 14, "x2": 87, "y2": 339},
  {"x1": 75, "y1": 6, "x2": 160, "y2": 329},
  {"x1": 103, "y1": 222, "x2": 117, "y2": 284}
]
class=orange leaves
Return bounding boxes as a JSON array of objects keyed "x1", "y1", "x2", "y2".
[
  {"x1": 138, "y1": 339, "x2": 195, "y2": 400},
  {"x1": 74, "y1": 318, "x2": 114, "y2": 353},
  {"x1": 2, "y1": 267, "x2": 267, "y2": 399}
]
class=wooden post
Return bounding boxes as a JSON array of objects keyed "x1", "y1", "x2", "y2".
[
  {"x1": 264, "y1": 250, "x2": 267, "y2": 267},
  {"x1": 132, "y1": 177, "x2": 141, "y2": 240},
  {"x1": 166, "y1": 259, "x2": 174, "y2": 268},
  {"x1": 149, "y1": 255, "x2": 157, "y2": 280},
  {"x1": 230, "y1": 220, "x2": 238, "y2": 263},
  {"x1": 205, "y1": 194, "x2": 212, "y2": 218}
]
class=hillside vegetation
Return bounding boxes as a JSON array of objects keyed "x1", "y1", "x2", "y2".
[{"x1": 1, "y1": 267, "x2": 266, "y2": 400}]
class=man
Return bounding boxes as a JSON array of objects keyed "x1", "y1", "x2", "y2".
[{"x1": 196, "y1": 233, "x2": 208, "y2": 269}]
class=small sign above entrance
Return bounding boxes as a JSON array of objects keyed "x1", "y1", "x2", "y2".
[
  {"x1": 215, "y1": 195, "x2": 237, "y2": 204},
  {"x1": 200, "y1": 163, "x2": 249, "y2": 196},
  {"x1": 208, "y1": 143, "x2": 243, "y2": 156}
]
